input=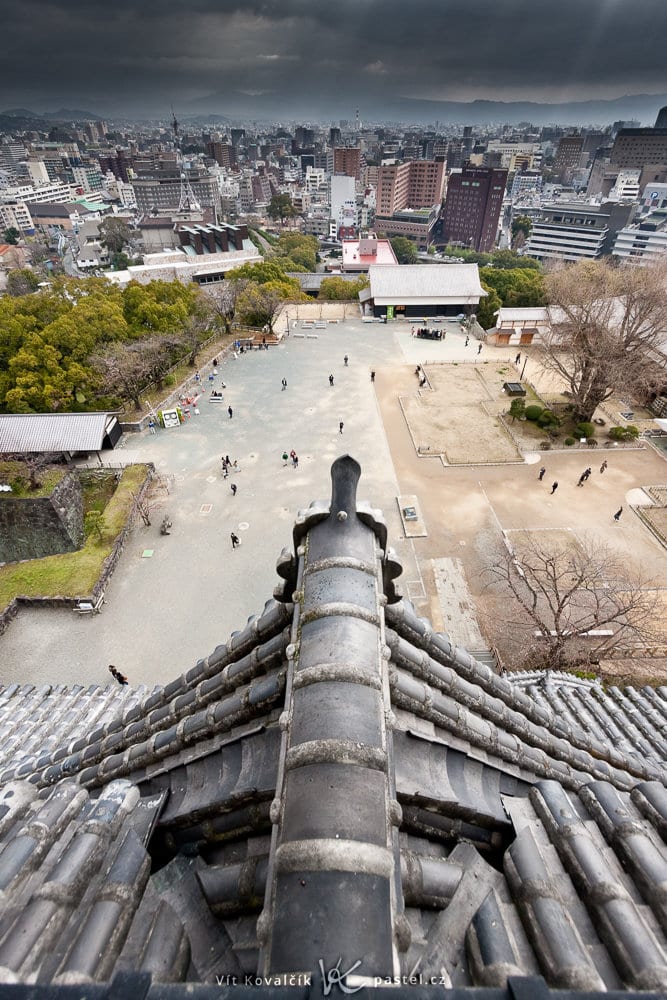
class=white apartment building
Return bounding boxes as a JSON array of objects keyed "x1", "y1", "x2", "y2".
[
  {"x1": 102, "y1": 176, "x2": 138, "y2": 210},
  {"x1": 524, "y1": 201, "x2": 635, "y2": 262},
  {"x1": 0, "y1": 201, "x2": 34, "y2": 233},
  {"x1": 485, "y1": 142, "x2": 541, "y2": 171},
  {"x1": 613, "y1": 213, "x2": 667, "y2": 264},
  {"x1": 1, "y1": 181, "x2": 78, "y2": 204},
  {"x1": 607, "y1": 170, "x2": 641, "y2": 203}
]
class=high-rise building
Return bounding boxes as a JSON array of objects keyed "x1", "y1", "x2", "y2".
[
  {"x1": 553, "y1": 135, "x2": 584, "y2": 182},
  {"x1": 206, "y1": 141, "x2": 235, "y2": 169},
  {"x1": 524, "y1": 201, "x2": 636, "y2": 262},
  {"x1": 610, "y1": 126, "x2": 667, "y2": 168},
  {"x1": 441, "y1": 165, "x2": 507, "y2": 252},
  {"x1": 376, "y1": 159, "x2": 446, "y2": 217},
  {"x1": 331, "y1": 147, "x2": 362, "y2": 180}
]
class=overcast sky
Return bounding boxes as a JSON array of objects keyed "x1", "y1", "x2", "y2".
[{"x1": 3, "y1": 0, "x2": 667, "y2": 120}]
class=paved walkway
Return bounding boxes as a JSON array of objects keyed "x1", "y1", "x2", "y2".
[
  {"x1": 2, "y1": 319, "x2": 666, "y2": 687},
  {"x1": 1, "y1": 320, "x2": 426, "y2": 687}
]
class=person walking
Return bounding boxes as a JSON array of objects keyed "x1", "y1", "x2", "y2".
[
  {"x1": 108, "y1": 665, "x2": 128, "y2": 686},
  {"x1": 583, "y1": 467, "x2": 592, "y2": 480},
  {"x1": 370, "y1": 370, "x2": 376, "y2": 382},
  {"x1": 329, "y1": 374, "x2": 334, "y2": 387},
  {"x1": 228, "y1": 405, "x2": 233, "y2": 419},
  {"x1": 148, "y1": 418, "x2": 156, "y2": 434},
  {"x1": 282, "y1": 451, "x2": 289, "y2": 466},
  {"x1": 230, "y1": 483, "x2": 237, "y2": 496},
  {"x1": 613, "y1": 507, "x2": 623, "y2": 521},
  {"x1": 344, "y1": 355, "x2": 349, "y2": 366},
  {"x1": 515, "y1": 353, "x2": 521, "y2": 364},
  {"x1": 339, "y1": 421, "x2": 344, "y2": 434},
  {"x1": 600, "y1": 460, "x2": 608, "y2": 473},
  {"x1": 477, "y1": 343, "x2": 483, "y2": 355},
  {"x1": 292, "y1": 454, "x2": 299, "y2": 468},
  {"x1": 231, "y1": 532, "x2": 240, "y2": 548},
  {"x1": 577, "y1": 472, "x2": 586, "y2": 487},
  {"x1": 550, "y1": 481, "x2": 559, "y2": 495},
  {"x1": 281, "y1": 378, "x2": 287, "y2": 390},
  {"x1": 538, "y1": 467, "x2": 546, "y2": 481},
  {"x1": 465, "y1": 335, "x2": 469, "y2": 347}
]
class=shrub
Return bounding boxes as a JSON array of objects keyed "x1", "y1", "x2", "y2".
[
  {"x1": 564, "y1": 437, "x2": 576, "y2": 446},
  {"x1": 537, "y1": 409, "x2": 558, "y2": 427},
  {"x1": 509, "y1": 398, "x2": 526, "y2": 422},
  {"x1": 163, "y1": 374, "x2": 176, "y2": 387},
  {"x1": 539, "y1": 440, "x2": 552, "y2": 450},
  {"x1": 574, "y1": 422, "x2": 595, "y2": 439},
  {"x1": 525, "y1": 404, "x2": 543, "y2": 421},
  {"x1": 609, "y1": 424, "x2": 639, "y2": 441}
]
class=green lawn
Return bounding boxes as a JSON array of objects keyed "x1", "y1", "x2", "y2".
[{"x1": 0, "y1": 464, "x2": 149, "y2": 609}]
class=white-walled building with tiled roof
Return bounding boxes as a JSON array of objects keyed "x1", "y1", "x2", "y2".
[{"x1": 362, "y1": 263, "x2": 487, "y2": 319}]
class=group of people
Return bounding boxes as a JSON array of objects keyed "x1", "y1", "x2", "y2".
[
  {"x1": 221, "y1": 455, "x2": 239, "y2": 478},
  {"x1": 538, "y1": 461, "x2": 622, "y2": 518},
  {"x1": 281, "y1": 449, "x2": 299, "y2": 468}
]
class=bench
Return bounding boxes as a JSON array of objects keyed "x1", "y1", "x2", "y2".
[
  {"x1": 75, "y1": 592, "x2": 105, "y2": 615},
  {"x1": 209, "y1": 395, "x2": 225, "y2": 403}
]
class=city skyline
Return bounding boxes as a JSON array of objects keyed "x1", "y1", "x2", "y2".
[{"x1": 2, "y1": 0, "x2": 667, "y2": 123}]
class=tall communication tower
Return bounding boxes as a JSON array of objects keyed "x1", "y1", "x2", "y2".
[
  {"x1": 355, "y1": 107, "x2": 361, "y2": 132},
  {"x1": 170, "y1": 105, "x2": 201, "y2": 213}
]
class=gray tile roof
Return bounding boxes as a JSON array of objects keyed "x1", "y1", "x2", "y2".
[
  {"x1": 0, "y1": 456, "x2": 665, "y2": 994},
  {"x1": 368, "y1": 263, "x2": 486, "y2": 300},
  {"x1": 0, "y1": 412, "x2": 116, "y2": 454}
]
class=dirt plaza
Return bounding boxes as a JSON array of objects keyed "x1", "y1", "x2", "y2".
[{"x1": 2, "y1": 318, "x2": 667, "y2": 685}]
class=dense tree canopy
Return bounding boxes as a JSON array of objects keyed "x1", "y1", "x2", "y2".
[
  {"x1": 440, "y1": 246, "x2": 541, "y2": 270},
  {"x1": 318, "y1": 276, "x2": 369, "y2": 300},
  {"x1": 274, "y1": 233, "x2": 319, "y2": 272},
  {"x1": 6, "y1": 269, "x2": 40, "y2": 297},
  {"x1": 479, "y1": 266, "x2": 546, "y2": 308},
  {"x1": 98, "y1": 217, "x2": 139, "y2": 257},
  {"x1": 390, "y1": 237, "x2": 418, "y2": 265},
  {"x1": 0, "y1": 277, "x2": 212, "y2": 413},
  {"x1": 511, "y1": 215, "x2": 532, "y2": 249},
  {"x1": 267, "y1": 193, "x2": 296, "y2": 224},
  {"x1": 476, "y1": 282, "x2": 502, "y2": 330}
]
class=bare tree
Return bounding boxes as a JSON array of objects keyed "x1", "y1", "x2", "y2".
[
  {"x1": 540, "y1": 259, "x2": 667, "y2": 423},
  {"x1": 203, "y1": 279, "x2": 250, "y2": 334},
  {"x1": 132, "y1": 492, "x2": 154, "y2": 526},
  {"x1": 484, "y1": 532, "x2": 662, "y2": 670},
  {"x1": 92, "y1": 336, "x2": 172, "y2": 409}
]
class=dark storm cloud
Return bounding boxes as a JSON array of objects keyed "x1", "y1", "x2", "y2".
[{"x1": 2, "y1": 0, "x2": 666, "y2": 117}]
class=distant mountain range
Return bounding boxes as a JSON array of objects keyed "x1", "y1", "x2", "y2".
[
  {"x1": 1, "y1": 93, "x2": 666, "y2": 129},
  {"x1": 386, "y1": 93, "x2": 667, "y2": 126},
  {"x1": 190, "y1": 90, "x2": 667, "y2": 126},
  {"x1": 2, "y1": 107, "x2": 104, "y2": 121}
]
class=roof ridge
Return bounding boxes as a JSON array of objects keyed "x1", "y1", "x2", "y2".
[{"x1": 386, "y1": 603, "x2": 666, "y2": 783}]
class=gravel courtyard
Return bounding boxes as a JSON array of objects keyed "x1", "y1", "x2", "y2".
[{"x1": 400, "y1": 361, "x2": 522, "y2": 464}]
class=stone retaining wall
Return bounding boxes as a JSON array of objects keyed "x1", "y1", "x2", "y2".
[
  {"x1": 0, "y1": 464, "x2": 154, "y2": 636},
  {"x1": 0, "y1": 471, "x2": 83, "y2": 563}
]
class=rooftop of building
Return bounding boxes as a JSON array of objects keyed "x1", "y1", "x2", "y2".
[
  {"x1": 0, "y1": 455, "x2": 664, "y2": 997},
  {"x1": 368, "y1": 263, "x2": 486, "y2": 299}
]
